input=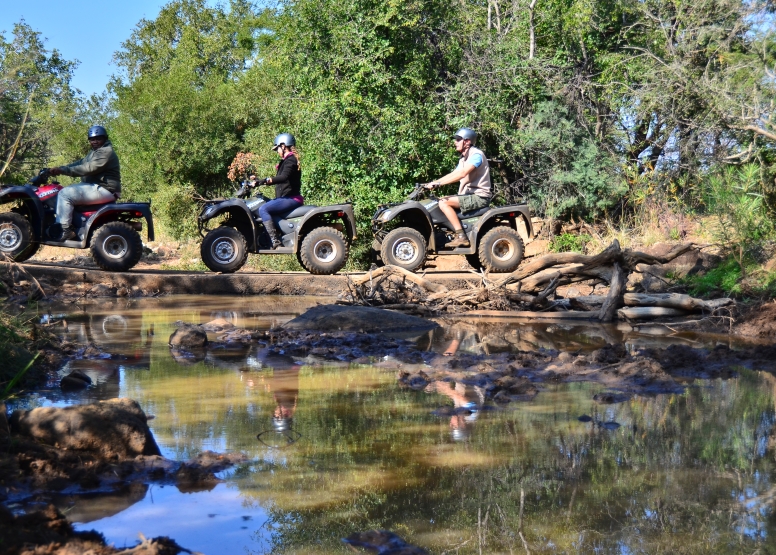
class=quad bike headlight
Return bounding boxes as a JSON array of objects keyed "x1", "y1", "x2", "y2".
[{"x1": 378, "y1": 209, "x2": 392, "y2": 222}]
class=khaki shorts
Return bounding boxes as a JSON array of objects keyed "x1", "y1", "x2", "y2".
[{"x1": 456, "y1": 194, "x2": 490, "y2": 213}]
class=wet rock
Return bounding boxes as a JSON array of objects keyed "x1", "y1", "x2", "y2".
[
  {"x1": 592, "y1": 343, "x2": 628, "y2": 364},
  {"x1": 283, "y1": 304, "x2": 438, "y2": 333},
  {"x1": 60, "y1": 370, "x2": 92, "y2": 390},
  {"x1": 169, "y1": 324, "x2": 208, "y2": 349},
  {"x1": 202, "y1": 317, "x2": 235, "y2": 332},
  {"x1": 88, "y1": 283, "x2": 116, "y2": 297},
  {"x1": 343, "y1": 530, "x2": 428, "y2": 554},
  {"x1": 10, "y1": 398, "x2": 161, "y2": 459},
  {"x1": 578, "y1": 415, "x2": 593, "y2": 422},
  {"x1": 597, "y1": 421, "x2": 621, "y2": 430},
  {"x1": 593, "y1": 392, "x2": 632, "y2": 404}
]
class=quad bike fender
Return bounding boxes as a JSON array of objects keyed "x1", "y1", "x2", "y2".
[
  {"x1": 297, "y1": 203, "x2": 357, "y2": 241},
  {"x1": 473, "y1": 205, "x2": 533, "y2": 242},
  {"x1": 0, "y1": 186, "x2": 46, "y2": 239},
  {"x1": 198, "y1": 199, "x2": 258, "y2": 250},
  {"x1": 85, "y1": 203, "x2": 155, "y2": 242},
  {"x1": 372, "y1": 202, "x2": 435, "y2": 249}
]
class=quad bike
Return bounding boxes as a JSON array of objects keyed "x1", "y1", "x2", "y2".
[
  {"x1": 0, "y1": 170, "x2": 154, "y2": 271},
  {"x1": 197, "y1": 181, "x2": 356, "y2": 275},
  {"x1": 371, "y1": 183, "x2": 532, "y2": 273}
]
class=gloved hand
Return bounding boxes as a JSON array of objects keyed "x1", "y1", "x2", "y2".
[
  {"x1": 49, "y1": 167, "x2": 62, "y2": 176},
  {"x1": 260, "y1": 177, "x2": 271, "y2": 185}
]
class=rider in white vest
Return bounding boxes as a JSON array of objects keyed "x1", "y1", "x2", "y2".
[{"x1": 426, "y1": 127, "x2": 491, "y2": 248}]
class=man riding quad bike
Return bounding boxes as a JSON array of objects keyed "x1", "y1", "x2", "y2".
[
  {"x1": 0, "y1": 169, "x2": 154, "y2": 271},
  {"x1": 371, "y1": 181, "x2": 532, "y2": 273},
  {"x1": 197, "y1": 179, "x2": 356, "y2": 275}
]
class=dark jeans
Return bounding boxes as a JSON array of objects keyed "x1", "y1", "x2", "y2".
[{"x1": 258, "y1": 197, "x2": 302, "y2": 224}]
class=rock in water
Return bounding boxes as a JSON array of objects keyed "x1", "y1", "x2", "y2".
[
  {"x1": 283, "y1": 304, "x2": 438, "y2": 333},
  {"x1": 169, "y1": 325, "x2": 208, "y2": 349},
  {"x1": 10, "y1": 398, "x2": 161, "y2": 459},
  {"x1": 343, "y1": 530, "x2": 428, "y2": 554},
  {"x1": 60, "y1": 370, "x2": 92, "y2": 390}
]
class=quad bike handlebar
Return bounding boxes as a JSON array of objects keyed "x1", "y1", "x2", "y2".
[
  {"x1": 29, "y1": 169, "x2": 51, "y2": 187},
  {"x1": 407, "y1": 182, "x2": 437, "y2": 201}
]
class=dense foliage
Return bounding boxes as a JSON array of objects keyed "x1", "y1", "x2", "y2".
[{"x1": 3, "y1": 0, "x2": 775, "y2": 248}]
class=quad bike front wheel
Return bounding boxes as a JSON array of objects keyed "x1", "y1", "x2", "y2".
[
  {"x1": 299, "y1": 226, "x2": 349, "y2": 275},
  {"x1": 478, "y1": 226, "x2": 524, "y2": 273},
  {"x1": 380, "y1": 227, "x2": 427, "y2": 272},
  {"x1": 0, "y1": 212, "x2": 38, "y2": 262},
  {"x1": 90, "y1": 222, "x2": 144, "y2": 272},
  {"x1": 201, "y1": 226, "x2": 249, "y2": 273}
]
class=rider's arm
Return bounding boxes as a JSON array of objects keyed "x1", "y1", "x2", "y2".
[
  {"x1": 430, "y1": 155, "x2": 480, "y2": 188},
  {"x1": 267, "y1": 155, "x2": 298, "y2": 186},
  {"x1": 58, "y1": 147, "x2": 113, "y2": 178}
]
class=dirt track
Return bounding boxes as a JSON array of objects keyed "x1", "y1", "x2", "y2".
[{"x1": 6, "y1": 261, "x2": 482, "y2": 297}]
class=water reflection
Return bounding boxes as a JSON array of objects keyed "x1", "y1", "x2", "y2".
[{"x1": 9, "y1": 296, "x2": 776, "y2": 554}]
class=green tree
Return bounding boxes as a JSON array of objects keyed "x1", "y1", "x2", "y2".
[{"x1": 0, "y1": 22, "x2": 79, "y2": 183}]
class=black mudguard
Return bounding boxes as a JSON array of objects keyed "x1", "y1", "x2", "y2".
[
  {"x1": 0, "y1": 186, "x2": 46, "y2": 239},
  {"x1": 198, "y1": 199, "x2": 258, "y2": 250}
]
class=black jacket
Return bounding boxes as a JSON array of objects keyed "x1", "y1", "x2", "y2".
[
  {"x1": 272, "y1": 154, "x2": 301, "y2": 198},
  {"x1": 59, "y1": 140, "x2": 121, "y2": 194}
]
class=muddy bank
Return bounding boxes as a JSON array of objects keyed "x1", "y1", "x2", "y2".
[{"x1": 0, "y1": 399, "x2": 246, "y2": 555}]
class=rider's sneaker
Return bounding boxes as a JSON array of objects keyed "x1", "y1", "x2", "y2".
[{"x1": 446, "y1": 235, "x2": 470, "y2": 248}]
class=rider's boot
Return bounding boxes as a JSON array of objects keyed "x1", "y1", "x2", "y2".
[
  {"x1": 263, "y1": 220, "x2": 282, "y2": 249},
  {"x1": 55, "y1": 225, "x2": 76, "y2": 242},
  {"x1": 446, "y1": 229, "x2": 469, "y2": 248}
]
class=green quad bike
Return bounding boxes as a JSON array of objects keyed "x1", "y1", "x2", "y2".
[
  {"x1": 197, "y1": 181, "x2": 356, "y2": 275},
  {"x1": 371, "y1": 182, "x2": 532, "y2": 273}
]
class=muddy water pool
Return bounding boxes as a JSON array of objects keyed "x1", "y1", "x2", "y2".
[{"x1": 10, "y1": 295, "x2": 776, "y2": 554}]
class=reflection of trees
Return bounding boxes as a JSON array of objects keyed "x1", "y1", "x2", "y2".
[{"x1": 246, "y1": 373, "x2": 776, "y2": 554}]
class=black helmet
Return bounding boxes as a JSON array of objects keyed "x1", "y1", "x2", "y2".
[
  {"x1": 88, "y1": 125, "x2": 108, "y2": 139},
  {"x1": 272, "y1": 132, "x2": 296, "y2": 150},
  {"x1": 453, "y1": 127, "x2": 477, "y2": 143}
]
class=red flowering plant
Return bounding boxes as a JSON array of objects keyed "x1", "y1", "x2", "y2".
[{"x1": 227, "y1": 152, "x2": 257, "y2": 182}]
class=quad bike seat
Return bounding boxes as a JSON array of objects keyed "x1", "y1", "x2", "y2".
[
  {"x1": 75, "y1": 200, "x2": 116, "y2": 218},
  {"x1": 458, "y1": 206, "x2": 491, "y2": 219},
  {"x1": 284, "y1": 205, "x2": 317, "y2": 218}
]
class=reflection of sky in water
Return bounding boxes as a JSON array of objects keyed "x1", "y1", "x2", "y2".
[
  {"x1": 73, "y1": 483, "x2": 273, "y2": 554},
  {"x1": 9, "y1": 296, "x2": 776, "y2": 554}
]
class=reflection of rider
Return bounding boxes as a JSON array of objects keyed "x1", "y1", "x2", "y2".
[
  {"x1": 443, "y1": 326, "x2": 481, "y2": 356},
  {"x1": 427, "y1": 380, "x2": 485, "y2": 441},
  {"x1": 425, "y1": 127, "x2": 491, "y2": 248},
  {"x1": 251, "y1": 133, "x2": 303, "y2": 249},
  {"x1": 47, "y1": 125, "x2": 121, "y2": 241},
  {"x1": 268, "y1": 365, "x2": 300, "y2": 432}
]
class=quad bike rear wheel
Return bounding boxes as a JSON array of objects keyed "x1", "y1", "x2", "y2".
[
  {"x1": 299, "y1": 226, "x2": 349, "y2": 275},
  {"x1": 0, "y1": 212, "x2": 38, "y2": 262},
  {"x1": 90, "y1": 222, "x2": 144, "y2": 272},
  {"x1": 478, "y1": 226, "x2": 524, "y2": 273},
  {"x1": 201, "y1": 226, "x2": 249, "y2": 273},
  {"x1": 380, "y1": 227, "x2": 427, "y2": 272}
]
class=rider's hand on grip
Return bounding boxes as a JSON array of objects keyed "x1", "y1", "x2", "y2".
[{"x1": 49, "y1": 167, "x2": 62, "y2": 176}]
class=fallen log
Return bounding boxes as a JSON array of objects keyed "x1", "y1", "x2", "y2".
[
  {"x1": 570, "y1": 293, "x2": 734, "y2": 312},
  {"x1": 598, "y1": 262, "x2": 625, "y2": 322},
  {"x1": 352, "y1": 266, "x2": 448, "y2": 293},
  {"x1": 617, "y1": 307, "x2": 688, "y2": 320}
]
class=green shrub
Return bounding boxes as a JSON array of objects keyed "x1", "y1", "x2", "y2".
[
  {"x1": 549, "y1": 233, "x2": 591, "y2": 253},
  {"x1": 682, "y1": 257, "x2": 743, "y2": 296}
]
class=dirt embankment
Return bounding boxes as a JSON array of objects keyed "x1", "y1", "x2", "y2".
[{"x1": 0, "y1": 398, "x2": 245, "y2": 555}]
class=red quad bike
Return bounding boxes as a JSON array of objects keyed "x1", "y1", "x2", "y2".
[{"x1": 0, "y1": 169, "x2": 154, "y2": 271}]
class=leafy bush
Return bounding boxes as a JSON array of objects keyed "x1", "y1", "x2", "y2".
[
  {"x1": 549, "y1": 233, "x2": 591, "y2": 253},
  {"x1": 682, "y1": 257, "x2": 743, "y2": 296},
  {"x1": 702, "y1": 165, "x2": 775, "y2": 274}
]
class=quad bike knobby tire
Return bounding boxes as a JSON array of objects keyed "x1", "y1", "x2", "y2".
[
  {"x1": 380, "y1": 227, "x2": 427, "y2": 272},
  {"x1": 478, "y1": 226, "x2": 524, "y2": 273},
  {"x1": 90, "y1": 221, "x2": 144, "y2": 272},
  {"x1": 299, "y1": 226, "x2": 349, "y2": 275},
  {"x1": 0, "y1": 211, "x2": 38, "y2": 262},
  {"x1": 201, "y1": 226, "x2": 249, "y2": 273}
]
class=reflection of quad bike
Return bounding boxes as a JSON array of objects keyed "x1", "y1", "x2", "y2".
[
  {"x1": 371, "y1": 183, "x2": 532, "y2": 273},
  {"x1": 0, "y1": 170, "x2": 154, "y2": 271},
  {"x1": 197, "y1": 182, "x2": 356, "y2": 275}
]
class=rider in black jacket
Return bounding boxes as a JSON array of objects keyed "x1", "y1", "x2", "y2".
[{"x1": 254, "y1": 133, "x2": 303, "y2": 248}]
